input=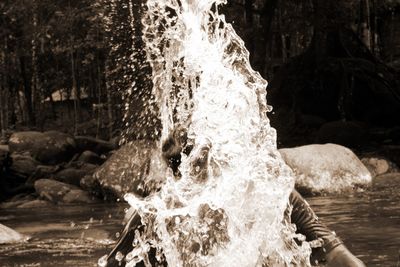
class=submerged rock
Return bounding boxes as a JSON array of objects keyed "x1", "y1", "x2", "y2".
[
  {"x1": 279, "y1": 143, "x2": 372, "y2": 195},
  {"x1": 0, "y1": 223, "x2": 26, "y2": 244},
  {"x1": 89, "y1": 140, "x2": 165, "y2": 200},
  {"x1": 8, "y1": 131, "x2": 77, "y2": 164},
  {"x1": 34, "y1": 179, "x2": 98, "y2": 204}
]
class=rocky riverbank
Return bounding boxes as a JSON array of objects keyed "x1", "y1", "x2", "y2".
[{"x1": 1, "y1": 130, "x2": 399, "y2": 210}]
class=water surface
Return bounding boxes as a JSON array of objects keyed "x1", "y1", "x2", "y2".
[{"x1": 0, "y1": 175, "x2": 399, "y2": 266}]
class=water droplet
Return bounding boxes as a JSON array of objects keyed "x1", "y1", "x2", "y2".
[
  {"x1": 98, "y1": 255, "x2": 108, "y2": 267},
  {"x1": 115, "y1": 251, "x2": 124, "y2": 262}
]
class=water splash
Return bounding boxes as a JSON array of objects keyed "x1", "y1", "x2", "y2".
[{"x1": 115, "y1": 0, "x2": 311, "y2": 266}]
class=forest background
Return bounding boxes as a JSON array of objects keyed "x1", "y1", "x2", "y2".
[{"x1": 1, "y1": 0, "x2": 399, "y2": 147}]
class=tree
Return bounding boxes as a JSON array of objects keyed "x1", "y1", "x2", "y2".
[{"x1": 267, "y1": 0, "x2": 400, "y2": 145}]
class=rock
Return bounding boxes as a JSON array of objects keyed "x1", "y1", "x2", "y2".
[
  {"x1": 8, "y1": 131, "x2": 77, "y2": 164},
  {"x1": 62, "y1": 189, "x2": 99, "y2": 204},
  {"x1": 0, "y1": 144, "x2": 9, "y2": 152},
  {"x1": 74, "y1": 136, "x2": 117, "y2": 155},
  {"x1": 0, "y1": 194, "x2": 36, "y2": 209},
  {"x1": 17, "y1": 199, "x2": 52, "y2": 209},
  {"x1": 316, "y1": 121, "x2": 368, "y2": 148},
  {"x1": 279, "y1": 143, "x2": 372, "y2": 195},
  {"x1": 77, "y1": 150, "x2": 105, "y2": 165},
  {"x1": 31, "y1": 165, "x2": 61, "y2": 179},
  {"x1": 0, "y1": 224, "x2": 26, "y2": 244},
  {"x1": 9, "y1": 154, "x2": 40, "y2": 178},
  {"x1": 361, "y1": 157, "x2": 391, "y2": 177},
  {"x1": 34, "y1": 179, "x2": 98, "y2": 204},
  {"x1": 90, "y1": 140, "x2": 165, "y2": 200},
  {"x1": 53, "y1": 168, "x2": 89, "y2": 186},
  {"x1": 34, "y1": 179, "x2": 75, "y2": 203}
]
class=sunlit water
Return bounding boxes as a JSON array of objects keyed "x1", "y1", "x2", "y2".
[{"x1": 0, "y1": 178, "x2": 399, "y2": 266}]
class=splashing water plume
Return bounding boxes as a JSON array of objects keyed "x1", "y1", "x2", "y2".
[{"x1": 108, "y1": 0, "x2": 312, "y2": 266}]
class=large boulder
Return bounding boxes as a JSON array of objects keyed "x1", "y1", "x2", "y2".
[
  {"x1": 279, "y1": 143, "x2": 372, "y2": 195},
  {"x1": 86, "y1": 140, "x2": 166, "y2": 200},
  {"x1": 9, "y1": 154, "x2": 40, "y2": 179},
  {"x1": 34, "y1": 179, "x2": 98, "y2": 204},
  {"x1": 8, "y1": 131, "x2": 77, "y2": 164}
]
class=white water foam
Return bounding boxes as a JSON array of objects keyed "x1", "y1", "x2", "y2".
[{"x1": 108, "y1": 0, "x2": 312, "y2": 266}]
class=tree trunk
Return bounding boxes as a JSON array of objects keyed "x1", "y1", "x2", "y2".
[
  {"x1": 0, "y1": 86, "x2": 5, "y2": 140},
  {"x1": 105, "y1": 59, "x2": 113, "y2": 140},
  {"x1": 70, "y1": 47, "x2": 78, "y2": 136},
  {"x1": 359, "y1": 0, "x2": 372, "y2": 49},
  {"x1": 19, "y1": 56, "x2": 35, "y2": 126},
  {"x1": 96, "y1": 56, "x2": 102, "y2": 139},
  {"x1": 258, "y1": 0, "x2": 279, "y2": 76},
  {"x1": 0, "y1": 41, "x2": 6, "y2": 138},
  {"x1": 31, "y1": 0, "x2": 40, "y2": 117}
]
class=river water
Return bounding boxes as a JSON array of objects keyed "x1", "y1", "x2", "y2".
[{"x1": 0, "y1": 174, "x2": 399, "y2": 267}]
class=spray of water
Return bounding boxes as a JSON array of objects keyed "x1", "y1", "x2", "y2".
[{"x1": 102, "y1": 0, "x2": 312, "y2": 266}]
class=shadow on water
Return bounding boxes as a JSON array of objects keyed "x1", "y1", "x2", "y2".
[{"x1": 0, "y1": 176, "x2": 399, "y2": 267}]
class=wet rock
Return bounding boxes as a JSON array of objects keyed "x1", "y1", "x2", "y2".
[
  {"x1": 80, "y1": 174, "x2": 104, "y2": 199},
  {"x1": 53, "y1": 168, "x2": 89, "y2": 186},
  {"x1": 89, "y1": 140, "x2": 165, "y2": 200},
  {"x1": 0, "y1": 144, "x2": 9, "y2": 152},
  {"x1": 0, "y1": 223, "x2": 26, "y2": 244},
  {"x1": 77, "y1": 150, "x2": 105, "y2": 165},
  {"x1": 0, "y1": 194, "x2": 36, "y2": 209},
  {"x1": 279, "y1": 143, "x2": 372, "y2": 195},
  {"x1": 361, "y1": 157, "x2": 394, "y2": 177},
  {"x1": 17, "y1": 199, "x2": 52, "y2": 209},
  {"x1": 31, "y1": 165, "x2": 61, "y2": 180},
  {"x1": 62, "y1": 189, "x2": 99, "y2": 204},
  {"x1": 34, "y1": 179, "x2": 74, "y2": 203},
  {"x1": 9, "y1": 154, "x2": 40, "y2": 179},
  {"x1": 8, "y1": 131, "x2": 77, "y2": 164},
  {"x1": 34, "y1": 179, "x2": 98, "y2": 204},
  {"x1": 315, "y1": 121, "x2": 368, "y2": 148},
  {"x1": 74, "y1": 136, "x2": 117, "y2": 155}
]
